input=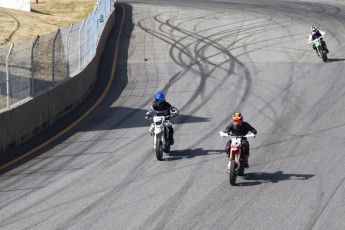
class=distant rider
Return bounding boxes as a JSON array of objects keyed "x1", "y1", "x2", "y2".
[
  {"x1": 223, "y1": 112, "x2": 257, "y2": 168},
  {"x1": 308, "y1": 26, "x2": 329, "y2": 56},
  {"x1": 145, "y1": 91, "x2": 179, "y2": 145}
]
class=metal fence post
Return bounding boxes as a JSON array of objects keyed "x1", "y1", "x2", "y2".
[
  {"x1": 6, "y1": 44, "x2": 14, "y2": 109},
  {"x1": 52, "y1": 29, "x2": 61, "y2": 85},
  {"x1": 31, "y1": 35, "x2": 40, "y2": 96},
  {"x1": 66, "y1": 25, "x2": 73, "y2": 79},
  {"x1": 79, "y1": 19, "x2": 86, "y2": 70},
  {"x1": 85, "y1": 15, "x2": 91, "y2": 65}
]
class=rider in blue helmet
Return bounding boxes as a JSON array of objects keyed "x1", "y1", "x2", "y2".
[
  {"x1": 155, "y1": 91, "x2": 165, "y2": 103},
  {"x1": 145, "y1": 90, "x2": 179, "y2": 145}
]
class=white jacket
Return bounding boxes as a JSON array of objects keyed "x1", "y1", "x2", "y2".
[{"x1": 308, "y1": 29, "x2": 326, "y2": 43}]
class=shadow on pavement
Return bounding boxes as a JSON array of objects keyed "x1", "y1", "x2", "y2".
[{"x1": 235, "y1": 170, "x2": 314, "y2": 186}]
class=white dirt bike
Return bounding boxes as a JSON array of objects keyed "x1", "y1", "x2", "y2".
[
  {"x1": 219, "y1": 131, "x2": 256, "y2": 185},
  {"x1": 148, "y1": 114, "x2": 174, "y2": 161}
]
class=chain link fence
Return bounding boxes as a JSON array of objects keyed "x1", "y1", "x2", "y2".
[{"x1": 0, "y1": 0, "x2": 115, "y2": 110}]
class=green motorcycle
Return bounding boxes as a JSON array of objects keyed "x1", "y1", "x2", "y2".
[{"x1": 309, "y1": 37, "x2": 328, "y2": 62}]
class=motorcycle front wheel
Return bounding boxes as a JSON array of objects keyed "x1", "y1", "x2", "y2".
[
  {"x1": 156, "y1": 140, "x2": 164, "y2": 161},
  {"x1": 229, "y1": 160, "x2": 237, "y2": 186}
]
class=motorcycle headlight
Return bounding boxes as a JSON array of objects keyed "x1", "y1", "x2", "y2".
[{"x1": 153, "y1": 116, "x2": 163, "y2": 125}]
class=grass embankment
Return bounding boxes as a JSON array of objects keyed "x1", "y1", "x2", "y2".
[{"x1": 0, "y1": 0, "x2": 97, "y2": 48}]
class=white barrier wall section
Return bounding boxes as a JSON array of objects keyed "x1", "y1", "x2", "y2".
[{"x1": 0, "y1": 0, "x2": 30, "y2": 12}]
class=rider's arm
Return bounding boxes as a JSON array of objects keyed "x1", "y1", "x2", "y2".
[
  {"x1": 250, "y1": 127, "x2": 257, "y2": 135},
  {"x1": 224, "y1": 125, "x2": 233, "y2": 134},
  {"x1": 319, "y1": 30, "x2": 326, "y2": 36},
  {"x1": 170, "y1": 106, "x2": 179, "y2": 116},
  {"x1": 145, "y1": 105, "x2": 154, "y2": 118},
  {"x1": 245, "y1": 123, "x2": 257, "y2": 135},
  {"x1": 308, "y1": 34, "x2": 313, "y2": 43}
]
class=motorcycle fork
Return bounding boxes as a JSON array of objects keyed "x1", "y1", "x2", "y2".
[
  {"x1": 316, "y1": 44, "x2": 322, "y2": 55},
  {"x1": 228, "y1": 150, "x2": 241, "y2": 171},
  {"x1": 153, "y1": 130, "x2": 162, "y2": 148}
]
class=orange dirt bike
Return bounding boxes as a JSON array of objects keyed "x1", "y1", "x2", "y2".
[{"x1": 219, "y1": 131, "x2": 256, "y2": 185}]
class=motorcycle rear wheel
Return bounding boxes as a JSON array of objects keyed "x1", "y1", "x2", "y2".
[
  {"x1": 164, "y1": 140, "x2": 170, "y2": 153},
  {"x1": 321, "y1": 50, "x2": 328, "y2": 62}
]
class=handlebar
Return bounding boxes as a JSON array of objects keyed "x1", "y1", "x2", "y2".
[
  {"x1": 308, "y1": 36, "x2": 324, "y2": 44},
  {"x1": 145, "y1": 114, "x2": 175, "y2": 120},
  {"x1": 219, "y1": 131, "x2": 256, "y2": 138}
]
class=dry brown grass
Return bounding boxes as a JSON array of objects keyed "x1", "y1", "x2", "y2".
[{"x1": 0, "y1": 0, "x2": 97, "y2": 48}]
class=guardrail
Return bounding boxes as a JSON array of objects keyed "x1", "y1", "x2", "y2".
[{"x1": 0, "y1": 0, "x2": 115, "y2": 111}]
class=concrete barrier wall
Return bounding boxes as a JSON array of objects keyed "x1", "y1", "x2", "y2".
[
  {"x1": 0, "y1": 0, "x2": 30, "y2": 12},
  {"x1": 0, "y1": 7, "x2": 116, "y2": 153}
]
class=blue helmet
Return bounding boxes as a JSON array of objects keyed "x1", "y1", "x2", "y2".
[{"x1": 155, "y1": 91, "x2": 165, "y2": 103}]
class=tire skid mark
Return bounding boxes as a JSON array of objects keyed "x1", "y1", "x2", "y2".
[
  {"x1": 176, "y1": 182, "x2": 265, "y2": 229},
  {"x1": 143, "y1": 6, "x2": 160, "y2": 89},
  {"x1": 0, "y1": 131, "x2": 157, "y2": 227},
  {"x1": 54, "y1": 147, "x2": 155, "y2": 230},
  {"x1": 0, "y1": 138, "x2": 106, "y2": 213},
  {"x1": 164, "y1": 17, "x2": 245, "y2": 88},
  {"x1": 137, "y1": 9, "x2": 243, "y2": 225},
  {"x1": 140, "y1": 7, "x2": 261, "y2": 145},
  {"x1": 140, "y1": 166, "x2": 197, "y2": 229}
]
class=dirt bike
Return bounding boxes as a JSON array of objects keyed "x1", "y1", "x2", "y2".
[
  {"x1": 219, "y1": 131, "x2": 256, "y2": 185},
  {"x1": 308, "y1": 36, "x2": 328, "y2": 62},
  {"x1": 147, "y1": 114, "x2": 174, "y2": 161}
]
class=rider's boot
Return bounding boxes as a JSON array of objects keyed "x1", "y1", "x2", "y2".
[
  {"x1": 243, "y1": 156, "x2": 249, "y2": 168},
  {"x1": 225, "y1": 145, "x2": 231, "y2": 157},
  {"x1": 323, "y1": 45, "x2": 329, "y2": 53},
  {"x1": 243, "y1": 147, "x2": 250, "y2": 168},
  {"x1": 325, "y1": 46, "x2": 329, "y2": 53},
  {"x1": 315, "y1": 50, "x2": 320, "y2": 57},
  {"x1": 322, "y1": 41, "x2": 329, "y2": 53},
  {"x1": 169, "y1": 127, "x2": 174, "y2": 145},
  {"x1": 169, "y1": 136, "x2": 174, "y2": 145}
]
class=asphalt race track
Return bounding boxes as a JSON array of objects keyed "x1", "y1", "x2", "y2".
[{"x1": 1, "y1": 0, "x2": 345, "y2": 229}]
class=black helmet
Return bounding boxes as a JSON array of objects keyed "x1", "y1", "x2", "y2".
[{"x1": 311, "y1": 26, "x2": 317, "y2": 32}]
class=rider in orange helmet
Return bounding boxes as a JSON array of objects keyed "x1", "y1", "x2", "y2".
[{"x1": 223, "y1": 112, "x2": 257, "y2": 168}]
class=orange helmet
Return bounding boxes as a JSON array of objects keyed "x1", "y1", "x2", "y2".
[{"x1": 232, "y1": 112, "x2": 243, "y2": 127}]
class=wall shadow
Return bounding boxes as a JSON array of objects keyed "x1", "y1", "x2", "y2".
[{"x1": 77, "y1": 106, "x2": 210, "y2": 131}]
